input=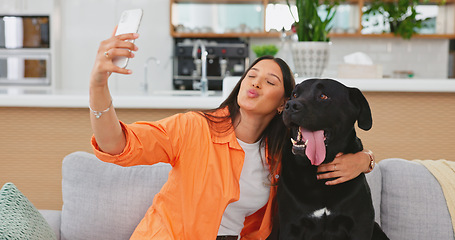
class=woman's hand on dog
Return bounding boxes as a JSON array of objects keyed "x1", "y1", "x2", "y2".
[{"x1": 316, "y1": 151, "x2": 371, "y2": 185}]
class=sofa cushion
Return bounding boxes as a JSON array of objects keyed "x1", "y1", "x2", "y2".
[
  {"x1": 0, "y1": 182, "x2": 57, "y2": 240},
  {"x1": 39, "y1": 210, "x2": 61, "y2": 240},
  {"x1": 379, "y1": 158, "x2": 454, "y2": 239},
  {"x1": 61, "y1": 151, "x2": 171, "y2": 240}
]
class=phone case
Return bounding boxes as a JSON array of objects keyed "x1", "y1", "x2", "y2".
[{"x1": 112, "y1": 8, "x2": 143, "y2": 68}]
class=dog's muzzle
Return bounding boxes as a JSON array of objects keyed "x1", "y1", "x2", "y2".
[{"x1": 291, "y1": 126, "x2": 326, "y2": 166}]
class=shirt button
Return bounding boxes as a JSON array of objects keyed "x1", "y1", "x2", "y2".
[{"x1": 275, "y1": 174, "x2": 279, "y2": 179}]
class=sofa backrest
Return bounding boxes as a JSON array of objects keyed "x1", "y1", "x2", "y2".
[
  {"x1": 60, "y1": 152, "x2": 454, "y2": 240},
  {"x1": 61, "y1": 151, "x2": 172, "y2": 240},
  {"x1": 58, "y1": 151, "x2": 383, "y2": 240}
]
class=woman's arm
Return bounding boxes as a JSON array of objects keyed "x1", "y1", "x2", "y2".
[
  {"x1": 316, "y1": 149, "x2": 375, "y2": 185},
  {"x1": 89, "y1": 28, "x2": 139, "y2": 155}
]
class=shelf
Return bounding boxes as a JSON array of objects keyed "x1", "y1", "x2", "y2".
[
  {"x1": 329, "y1": 33, "x2": 455, "y2": 39},
  {"x1": 362, "y1": 0, "x2": 455, "y2": 3},
  {"x1": 171, "y1": 0, "x2": 455, "y2": 39},
  {"x1": 270, "y1": 0, "x2": 455, "y2": 3},
  {"x1": 170, "y1": 0, "x2": 271, "y2": 38},
  {"x1": 174, "y1": 0, "x2": 265, "y2": 3},
  {"x1": 175, "y1": 0, "x2": 454, "y2": 5},
  {"x1": 171, "y1": 31, "x2": 281, "y2": 38},
  {"x1": 171, "y1": 31, "x2": 455, "y2": 39}
]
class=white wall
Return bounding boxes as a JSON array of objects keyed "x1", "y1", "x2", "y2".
[
  {"x1": 2, "y1": 0, "x2": 449, "y2": 95},
  {"x1": 0, "y1": 0, "x2": 54, "y2": 14},
  {"x1": 327, "y1": 38, "x2": 449, "y2": 79},
  {"x1": 251, "y1": 37, "x2": 449, "y2": 79},
  {"x1": 58, "y1": 0, "x2": 173, "y2": 95}
]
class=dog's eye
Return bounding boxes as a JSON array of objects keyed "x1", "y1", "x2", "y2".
[
  {"x1": 319, "y1": 94, "x2": 329, "y2": 100},
  {"x1": 293, "y1": 93, "x2": 298, "y2": 98}
]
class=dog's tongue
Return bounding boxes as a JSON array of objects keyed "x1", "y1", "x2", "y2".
[{"x1": 302, "y1": 128, "x2": 326, "y2": 166}]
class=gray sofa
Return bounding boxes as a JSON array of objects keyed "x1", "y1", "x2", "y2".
[{"x1": 40, "y1": 151, "x2": 454, "y2": 240}]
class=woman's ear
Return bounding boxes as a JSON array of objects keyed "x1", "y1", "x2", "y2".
[{"x1": 277, "y1": 100, "x2": 286, "y2": 114}]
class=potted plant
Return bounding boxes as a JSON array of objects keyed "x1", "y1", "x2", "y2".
[
  {"x1": 363, "y1": 0, "x2": 430, "y2": 39},
  {"x1": 252, "y1": 44, "x2": 279, "y2": 58},
  {"x1": 286, "y1": 0, "x2": 338, "y2": 77}
]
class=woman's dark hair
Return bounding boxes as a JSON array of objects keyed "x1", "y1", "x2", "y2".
[{"x1": 200, "y1": 55, "x2": 295, "y2": 180}]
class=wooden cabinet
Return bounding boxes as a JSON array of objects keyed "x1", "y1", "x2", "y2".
[{"x1": 170, "y1": 0, "x2": 455, "y2": 39}]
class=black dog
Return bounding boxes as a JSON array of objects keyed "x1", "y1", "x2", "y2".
[{"x1": 277, "y1": 78, "x2": 388, "y2": 240}]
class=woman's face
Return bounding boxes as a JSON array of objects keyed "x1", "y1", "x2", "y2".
[{"x1": 237, "y1": 59, "x2": 286, "y2": 117}]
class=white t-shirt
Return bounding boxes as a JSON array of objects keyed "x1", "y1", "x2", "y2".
[{"x1": 217, "y1": 138, "x2": 271, "y2": 236}]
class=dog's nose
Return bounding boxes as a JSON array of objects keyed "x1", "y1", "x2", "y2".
[{"x1": 285, "y1": 100, "x2": 302, "y2": 112}]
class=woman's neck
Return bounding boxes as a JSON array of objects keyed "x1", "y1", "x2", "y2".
[{"x1": 234, "y1": 109, "x2": 275, "y2": 144}]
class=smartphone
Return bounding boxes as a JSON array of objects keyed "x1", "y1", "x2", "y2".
[{"x1": 112, "y1": 8, "x2": 143, "y2": 69}]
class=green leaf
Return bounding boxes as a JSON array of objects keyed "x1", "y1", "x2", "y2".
[
  {"x1": 252, "y1": 45, "x2": 279, "y2": 57},
  {"x1": 362, "y1": 0, "x2": 430, "y2": 39},
  {"x1": 290, "y1": 0, "x2": 338, "y2": 42}
]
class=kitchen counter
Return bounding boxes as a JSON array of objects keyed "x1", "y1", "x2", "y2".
[
  {"x1": 0, "y1": 92, "x2": 225, "y2": 109},
  {"x1": 2, "y1": 78, "x2": 455, "y2": 212},
  {"x1": 1, "y1": 78, "x2": 454, "y2": 109}
]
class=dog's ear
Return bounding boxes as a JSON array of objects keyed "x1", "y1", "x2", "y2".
[{"x1": 348, "y1": 87, "x2": 372, "y2": 131}]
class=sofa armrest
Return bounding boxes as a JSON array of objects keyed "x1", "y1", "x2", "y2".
[
  {"x1": 379, "y1": 158, "x2": 454, "y2": 240},
  {"x1": 39, "y1": 210, "x2": 61, "y2": 240}
]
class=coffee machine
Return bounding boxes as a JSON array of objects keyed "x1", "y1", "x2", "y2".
[{"x1": 173, "y1": 39, "x2": 249, "y2": 91}]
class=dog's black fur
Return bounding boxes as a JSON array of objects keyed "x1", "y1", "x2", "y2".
[{"x1": 276, "y1": 78, "x2": 389, "y2": 240}]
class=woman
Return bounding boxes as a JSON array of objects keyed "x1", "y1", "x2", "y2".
[{"x1": 89, "y1": 31, "x2": 374, "y2": 239}]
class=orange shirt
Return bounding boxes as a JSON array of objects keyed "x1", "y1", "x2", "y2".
[{"x1": 91, "y1": 108, "x2": 278, "y2": 240}]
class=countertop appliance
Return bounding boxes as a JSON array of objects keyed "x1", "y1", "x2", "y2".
[
  {"x1": 0, "y1": 15, "x2": 51, "y2": 86},
  {"x1": 173, "y1": 38, "x2": 249, "y2": 90}
]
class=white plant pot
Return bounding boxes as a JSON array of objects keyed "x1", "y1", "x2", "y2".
[{"x1": 291, "y1": 41, "x2": 331, "y2": 78}]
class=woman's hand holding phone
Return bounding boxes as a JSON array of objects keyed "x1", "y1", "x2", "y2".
[
  {"x1": 90, "y1": 30, "x2": 139, "y2": 88},
  {"x1": 90, "y1": 9, "x2": 142, "y2": 88}
]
